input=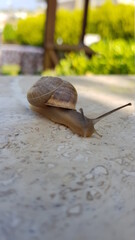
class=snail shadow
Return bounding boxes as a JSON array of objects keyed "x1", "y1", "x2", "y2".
[
  {"x1": 21, "y1": 75, "x2": 134, "y2": 113},
  {"x1": 22, "y1": 74, "x2": 134, "y2": 114},
  {"x1": 65, "y1": 76, "x2": 134, "y2": 117}
]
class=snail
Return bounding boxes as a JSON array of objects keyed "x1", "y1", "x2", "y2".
[{"x1": 27, "y1": 76, "x2": 132, "y2": 137}]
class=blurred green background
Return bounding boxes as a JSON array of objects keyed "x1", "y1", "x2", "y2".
[{"x1": 1, "y1": 0, "x2": 135, "y2": 75}]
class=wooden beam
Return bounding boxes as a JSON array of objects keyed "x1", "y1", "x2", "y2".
[
  {"x1": 43, "y1": 0, "x2": 58, "y2": 69},
  {"x1": 80, "y1": 0, "x2": 90, "y2": 44},
  {"x1": 45, "y1": 43, "x2": 95, "y2": 57}
]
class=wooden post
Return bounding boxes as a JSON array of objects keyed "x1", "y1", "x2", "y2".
[
  {"x1": 43, "y1": 0, "x2": 58, "y2": 69},
  {"x1": 80, "y1": 0, "x2": 90, "y2": 45}
]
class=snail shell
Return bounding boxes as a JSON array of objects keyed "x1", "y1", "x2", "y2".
[{"x1": 27, "y1": 76, "x2": 77, "y2": 110}]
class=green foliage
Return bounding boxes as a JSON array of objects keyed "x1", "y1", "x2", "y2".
[
  {"x1": 90, "y1": 39, "x2": 135, "y2": 74},
  {"x1": 0, "y1": 64, "x2": 21, "y2": 75},
  {"x1": 2, "y1": 3, "x2": 134, "y2": 46},
  {"x1": 55, "y1": 52, "x2": 88, "y2": 75},
  {"x1": 55, "y1": 9, "x2": 82, "y2": 45},
  {"x1": 3, "y1": 24, "x2": 17, "y2": 43},
  {"x1": 16, "y1": 14, "x2": 45, "y2": 46},
  {"x1": 42, "y1": 69, "x2": 56, "y2": 76},
  {"x1": 87, "y1": 2, "x2": 134, "y2": 39},
  {"x1": 55, "y1": 39, "x2": 135, "y2": 75}
]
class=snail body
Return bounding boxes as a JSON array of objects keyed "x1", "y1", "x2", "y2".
[
  {"x1": 30, "y1": 105, "x2": 95, "y2": 137},
  {"x1": 27, "y1": 76, "x2": 131, "y2": 137}
]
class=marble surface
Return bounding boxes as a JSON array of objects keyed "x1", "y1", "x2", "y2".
[{"x1": 0, "y1": 75, "x2": 135, "y2": 240}]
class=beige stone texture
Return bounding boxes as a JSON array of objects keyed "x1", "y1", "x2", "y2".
[{"x1": 0, "y1": 75, "x2": 135, "y2": 240}]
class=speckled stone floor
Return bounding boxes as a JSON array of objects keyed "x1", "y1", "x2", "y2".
[{"x1": 0, "y1": 75, "x2": 135, "y2": 240}]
